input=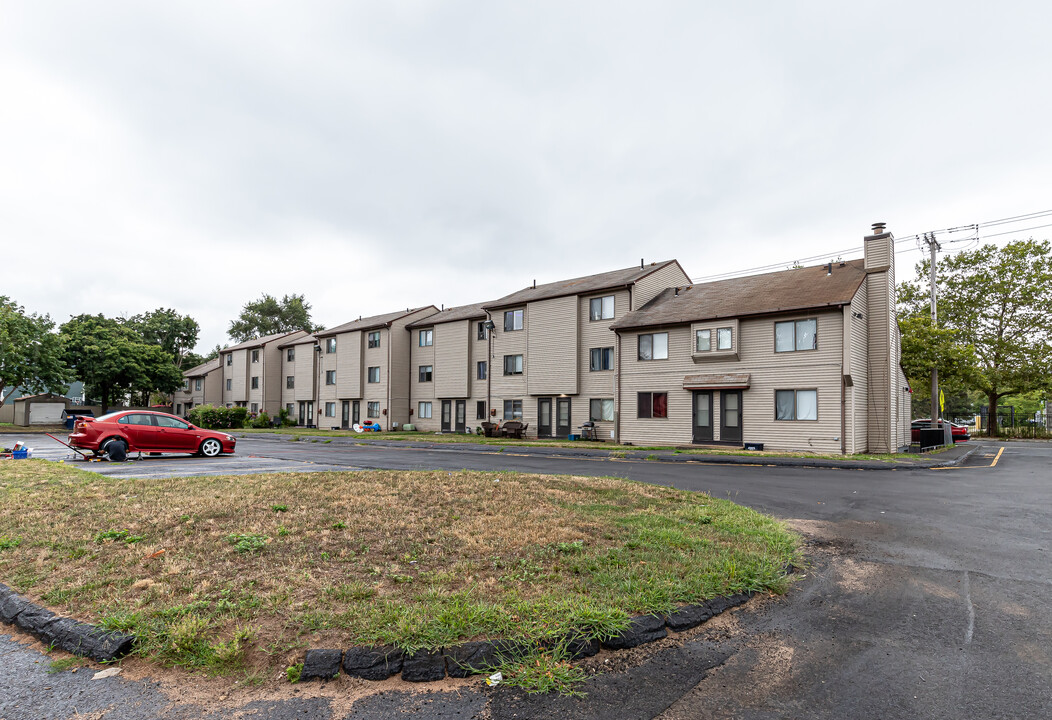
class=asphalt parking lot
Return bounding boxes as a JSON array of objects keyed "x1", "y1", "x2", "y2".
[{"x1": 2, "y1": 435, "x2": 1050, "y2": 719}]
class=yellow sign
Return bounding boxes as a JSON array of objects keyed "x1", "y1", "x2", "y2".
[{"x1": 939, "y1": 389, "x2": 944, "y2": 412}]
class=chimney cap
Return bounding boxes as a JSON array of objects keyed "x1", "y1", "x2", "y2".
[{"x1": 871, "y1": 222, "x2": 887, "y2": 234}]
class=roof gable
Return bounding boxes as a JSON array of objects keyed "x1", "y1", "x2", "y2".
[
  {"x1": 483, "y1": 260, "x2": 682, "y2": 309},
  {"x1": 317, "y1": 306, "x2": 439, "y2": 337}
]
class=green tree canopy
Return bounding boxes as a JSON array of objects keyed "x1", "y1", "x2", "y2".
[
  {"x1": 60, "y1": 314, "x2": 184, "y2": 413},
  {"x1": 0, "y1": 297, "x2": 69, "y2": 410},
  {"x1": 228, "y1": 294, "x2": 323, "y2": 343},
  {"x1": 899, "y1": 239, "x2": 1052, "y2": 434},
  {"x1": 128, "y1": 308, "x2": 200, "y2": 370}
]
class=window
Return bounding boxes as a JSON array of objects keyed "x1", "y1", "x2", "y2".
[
  {"x1": 589, "y1": 295, "x2": 614, "y2": 321},
  {"x1": 695, "y1": 329, "x2": 711, "y2": 352},
  {"x1": 717, "y1": 328, "x2": 733, "y2": 351},
  {"x1": 286, "y1": 403, "x2": 294, "y2": 416},
  {"x1": 418, "y1": 365, "x2": 433, "y2": 382},
  {"x1": 326, "y1": 338, "x2": 336, "y2": 353},
  {"x1": 118, "y1": 413, "x2": 154, "y2": 426},
  {"x1": 503, "y1": 354, "x2": 524, "y2": 375},
  {"x1": 251, "y1": 376, "x2": 259, "y2": 389},
  {"x1": 368, "y1": 331, "x2": 381, "y2": 348},
  {"x1": 477, "y1": 361, "x2": 487, "y2": 380},
  {"x1": 226, "y1": 379, "x2": 232, "y2": 390},
  {"x1": 226, "y1": 354, "x2": 232, "y2": 366},
  {"x1": 251, "y1": 403, "x2": 258, "y2": 413},
  {"x1": 325, "y1": 402, "x2": 336, "y2": 417},
  {"x1": 182, "y1": 379, "x2": 189, "y2": 390},
  {"x1": 155, "y1": 415, "x2": 189, "y2": 430},
  {"x1": 251, "y1": 349, "x2": 259, "y2": 363},
  {"x1": 418, "y1": 401, "x2": 432, "y2": 419},
  {"x1": 590, "y1": 347, "x2": 614, "y2": 371},
  {"x1": 775, "y1": 319, "x2": 817, "y2": 353},
  {"x1": 637, "y1": 392, "x2": 668, "y2": 419},
  {"x1": 503, "y1": 399, "x2": 523, "y2": 420},
  {"x1": 590, "y1": 398, "x2": 615, "y2": 422},
  {"x1": 504, "y1": 309, "x2": 523, "y2": 331},
  {"x1": 367, "y1": 401, "x2": 380, "y2": 418},
  {"x1": 195, "y1": 379, "x2": 202, "y2": 391},
  {"x1": 476, "y1": 401, "x2": 486, "y2": 419},
  {"x1": 638, "y1": 333, "x2": 669, "y2": 361},
  {"x1": 367, "y1": 367, "x2": 380, "y2": 383},
  {"x1": 325, "y1": 370, "x2": 336, "y2": 385},
  {"x1": 287, "y1": 348, "x2": 295, "y2": 362},
  {"x1": 477, "y1": 321, "x2": 489, "y2": 340},
  {"x1": 775, "y1": 390, "x2": 818, "y2": 421},
  {"x1": 286, "y1": 376, "x2": 295, "y2": 389},
  {"x1": 419, "y1": 329, "x2": 433, "y2": 347}
]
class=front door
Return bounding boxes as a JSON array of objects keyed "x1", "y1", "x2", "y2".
[
  {"x1": 341, "y1": 401, "x2": 350, "y2": 429},
  {"x1": 441, "y1": 400, "x2": 452, "y2": 432},
  {"x1": 692, "y1": 391, "x2": 713, "y2": 443},
  {"x1": 556, "y1": 397, "x2": 572, "y2": 438},
  {"x1": 455, "y1": 400, "x2": 466, "y2": 433},
  {"x1": 298, "y1": 402, "x2": 306, "y2": 426},
  {"x1": 352, "y1": 401, "x2": 360, "y2": 425},
  {"x1": 306, "y1": 401, "x2": 314, "y2": 427},
  {"x1": 720, "y1": 391, "x2": 742, "y2": 444},
  {"x1": 537, "y1": 398, "x2": 552, "y2": 438}
]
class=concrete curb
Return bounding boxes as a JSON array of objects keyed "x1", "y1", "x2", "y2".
[
  {"x1": 0, "y1": 583, "x2": 134, "y2": 662},
  {"x1": 242, "y1": 431, "x2": 980, "y2": 471},
  {"x1": 298, "y1": 591, "x2": 755, "y2": 684}
]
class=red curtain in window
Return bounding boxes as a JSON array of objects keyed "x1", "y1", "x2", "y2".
[{"x1": 653, "y1": 393, "x2": 668, "y2": 418}]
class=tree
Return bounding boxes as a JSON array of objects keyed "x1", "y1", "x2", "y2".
[
  {"x1": 0, "y1": 297, "x2": 69, "y2": 411},
  {"x1": 228, "y1": 294, "x2": 323, "y2": 342},
  {"x1": 60, "y1": 315, "x2": 183, "y2": 414},
  {"x1": 899, "y1": 239, "x2": 1052, "y2": 435},
  {"x1": 128, "y1": 308, "x2": 200, "y2": 370}
]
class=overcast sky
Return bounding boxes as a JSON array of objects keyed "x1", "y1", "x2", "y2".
[{"x1": 4, "y1": 1, "x2": 1051, "y2": 353}]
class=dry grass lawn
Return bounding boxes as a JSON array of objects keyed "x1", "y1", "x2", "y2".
[{"x1": 0, "y1": 460, "x2": 797, "y2": 683}]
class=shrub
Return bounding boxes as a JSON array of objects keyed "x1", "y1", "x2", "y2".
[
  {"x1": 188, "y1": 404, "x2": 249, "y2": 429},
  {"x1": 278, "y1": 407, "x2": 297, "y2": 427},
  {"x1": 250, "y1": 412, "x2": 272, "y2": 429}
]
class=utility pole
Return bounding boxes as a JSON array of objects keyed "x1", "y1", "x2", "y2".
[{"x1": 922, "y1": 232, "x2": 941, "y2": 429}]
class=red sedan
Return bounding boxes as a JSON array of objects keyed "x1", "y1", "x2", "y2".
[
  {"x1": 911, "y1": 419, "x2": 971, "y2": 443},
  {"x1": 69, "y1": 410, "x2": 236, "y2": 459}
]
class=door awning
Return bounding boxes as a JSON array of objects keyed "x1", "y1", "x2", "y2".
[{"x1": 682, "y1": 373, "x2": 751, "y2": 390}]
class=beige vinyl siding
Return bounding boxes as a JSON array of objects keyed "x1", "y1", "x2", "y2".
[
  {"x1": 848, "y1": 283, "x2": 869, "y2": 453},
  {"x1": 390, "y1": 311, "x2": 438, "y2": 427},
  {"x1": 526, "y1": 295, "x2": 578, "y2": 396},
  {"x1": 619, "y1": 310, "x2": 845, "y2": 452},
  {"x1": 280, "y1": 353, "x2": 296, "y2": 409},
  {"x1": 866, "y1": 267, "x2": 895, "y2": 452},
  {"x1": 294, "y1": 345, "x2": 315, "y2": 402},
  {"x1": 335, "y1": 330, "x2": 363, "y2": 400},
  {"x1": 361, "y1": 329, "x2": 387, "y2": 422},
  {"x1": 410, "y1": 327, "x2": 438, "y2": 432},
  {"x1": 472, "y1": 327, "x2": 489, "y2": 419},
  {"x1": 434, "y1": 320, "x2": 470, "y2": 398},
  {"x1": 224, "y1": 349, "x2": 248, "y2": 405},
  {"x1": 262, "y1": 337, "x2": 291, "y2": 415},
  {"x1": 632, "y1": 261, "x2": 691, "y2": 309},
  {"x1": 578, "y1": 289, "x2": 629, "y2": 441},
  {"x1": 490, "y1": 307, "x2": 528, "y2": 400}
]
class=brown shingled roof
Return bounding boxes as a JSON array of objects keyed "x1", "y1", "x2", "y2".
[
  {"x1": 483, "y1": 261, "x2": 684, "y2": 309},
  {"x1": 182, "y1": 358, "x2": 221, "y2": 377},
  {"x1": 406, "y1": 302, "x2": 489, "y2": 328},
  {"x1": 611, "y1": 260, "x2": 866, "y2": 331},
  {"x1": 277, "y1": 334, "x2": 317, "y2": 348},
  {"x1": 317, "y1": 307, "x2": 438, "y2": 337},
  {"x1": 224, "y1": 331, "x2": 306, "y2": 352}
]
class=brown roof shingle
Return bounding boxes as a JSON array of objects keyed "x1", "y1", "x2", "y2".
[
  {"x1": 317, "y1": 307, "x2": 438, "y2": 337},
  {"x1": 224, "y1": 331, "x2": 306, "y2": 352},
  {"x1": 611, "y1": 260, "x2": 866, "y2": 331},
  {"x1": 483, "y1": 261, "x2": 683, "y2": 309},
  {"x1": 406, "y1": 302, "x2": 489, "y2": 328},
  {"x1": 182, "y1": 358, "x2": 221, "y2": 377}
]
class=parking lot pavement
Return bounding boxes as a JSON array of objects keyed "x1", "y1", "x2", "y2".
[{"x1": 11, "y1": 435, "x2": 357, "y2": 478}]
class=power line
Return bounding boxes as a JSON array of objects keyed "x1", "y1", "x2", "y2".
[{"x1": 690, "y1": 209, "x2": 1052, "y2": 283}]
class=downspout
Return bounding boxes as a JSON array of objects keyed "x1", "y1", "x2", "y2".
[
  {"x1": 387, "y1": 323, "x2": 392, "y2": 431},
  {"x1": 614, "y1": 329, "x2": 622, "y2": 444},
  {"x1": 840, "y1": 373, "x2": 847, "y2": 455},
  {"x1": 486, "y1": 311, "x2": 493, "y2": 417},
  {"x1": 407, "y1": 324, "x2": 413, "y2": 430}
]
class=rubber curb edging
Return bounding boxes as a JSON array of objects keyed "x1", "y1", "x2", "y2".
[
  {"x1": 298, "y1": 590, "x2": 758, "y2": 683},
  {"x1": 0, "y1": 583, "x2": 134, "y2": 662}
]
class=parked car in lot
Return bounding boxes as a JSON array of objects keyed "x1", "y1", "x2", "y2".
[
  {"x1": 911, "y1": 418, "x2": 971, "y2": 443},
  {"x1": 69, "y1": 410, "x2": 236, "y2": 459}
]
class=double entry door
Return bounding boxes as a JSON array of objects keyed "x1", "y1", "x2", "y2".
[
  {"x1": 441, "y1": 400, "x2": 466, "y2": 433},
  {"x1": 692, "y1": 390, "x2": 742, "y2": 444},
  {"x1": 537, "y1": 397, "x2": 571, "y2": 438}
]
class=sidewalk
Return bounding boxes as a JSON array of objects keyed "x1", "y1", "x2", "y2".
[{"x1": 240, "y1": 432, "x2": 981, "y2": 470}]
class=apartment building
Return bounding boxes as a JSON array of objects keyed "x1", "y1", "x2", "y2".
[
  {"x1": 406, "y1": 303, "x2": 490, "y2": 433},
  {"x1": 610, "y1": 225, "x2": 910, "y2": 453},
  {"x1": 482, "y1": 261, "x2": 691, "y2": 440},
  {"x1": 278, "y1": 334, "x2": 319, "y2": 426},
  {"x1": 220, "y1": 331, "x2": 309, "y2": 416},
  {"x1": 313, "y1": 307, "x2": 439, "y2": 430},
  {"x1": 174, "y1": 358, "x2": 221, "y2": 417}
]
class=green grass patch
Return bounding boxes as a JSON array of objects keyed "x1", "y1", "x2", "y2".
[{"x1": 0, "y1": 460, "x2": 798, "y2": 691}]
